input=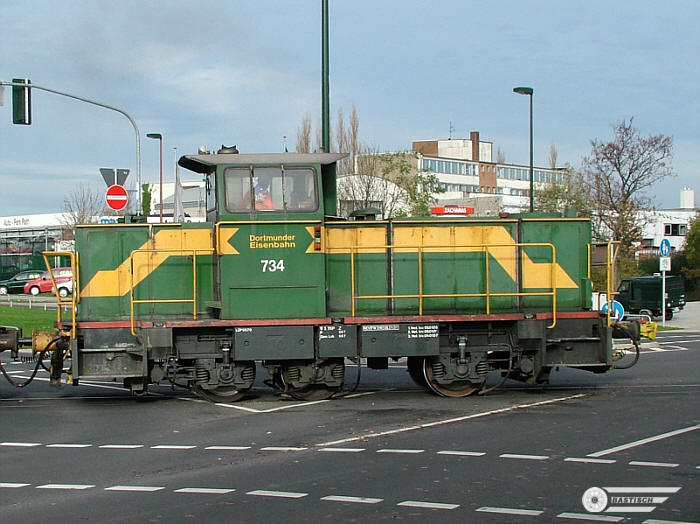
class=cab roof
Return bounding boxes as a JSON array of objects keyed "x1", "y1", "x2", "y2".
[{"x1": 178, "y1": 152, "x2": 348, "y2": 174}]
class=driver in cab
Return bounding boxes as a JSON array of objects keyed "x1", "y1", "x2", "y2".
[{"x1": 253, "y1": 176, "x2": 274, "y2": 210}]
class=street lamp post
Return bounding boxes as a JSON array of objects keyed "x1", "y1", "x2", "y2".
[
  {"x1": 513, "y1": 86, "x2": 534, "y2": 212},
  {"x1": 146, "y1": 133, "x2": 163, "y2": 222}
]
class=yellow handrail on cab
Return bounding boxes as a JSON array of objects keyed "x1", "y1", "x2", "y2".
[
  {"x1": 42, "y1": 251, "x2": 77, "y2": 338},
  {"x1": 128, "y1": 248, "x2": 214, "y2": 336},
  {"x1": 328, "y1": 242, "x2": 559, "y2": 329},
  {"x1": 605, "y1": 241, "x2": 621, "y2": 325}
]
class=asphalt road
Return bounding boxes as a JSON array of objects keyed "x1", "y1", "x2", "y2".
[{"x1": 1, "y1": 328, "x2": 698, "y2": 524}]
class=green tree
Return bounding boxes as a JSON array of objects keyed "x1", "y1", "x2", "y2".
[
  {"x1": 535, "y1": 165, "x2": 591, "y2": 216},
  {"x1": 383, "y1": 151, "x2": 443, "y2": 217},
  {"x1": 141, "y1": 184, "x2": 152, "y2": 216},
  {"x1": 680, "y1": 216, "x2": 700, "y2": 300},
  {"x1": 683, "y1": 216, "x2": 700, "y2": 271}
]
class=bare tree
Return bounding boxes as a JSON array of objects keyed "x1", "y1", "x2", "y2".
[
  {"x1": 61, "y1": 184, "x2": 106, "y2": 229},
  {"x1": 582, "y1": 118, "x2": 674, "y2": 257},
  {"x1": 335, "y1": 107, "x2": 349, "y2": 174},
  {"x1": 549, "y1": 142, "x2": 558, "y2": 169},
  {"x1": 334, "y1": 104, "x2": 360, "y2": 175},
  {"x1": 313, "y1": 117, "x2": 332, "y2": 153},
  {"x1": 496, "y1": 146, "x2": 505, "y2": 164},
  {"x1": 295, "y1": 113, "x2": 312, "y2": 153}
]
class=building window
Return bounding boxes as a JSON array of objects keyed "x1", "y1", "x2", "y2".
[{"x1": 664, "y1": 223, "x2": 688, "y2": 236}]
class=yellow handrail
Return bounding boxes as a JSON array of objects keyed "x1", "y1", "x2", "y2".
[
  {"x1": 328, "y1": 242, "x2": 558, "y2": 328},
  {"x1": 41, "y1": 251, "x2": 77, "y2": 338},
  {"x1": 605, "y1": 241, "x2": 621, "y2": 325},
  {"x1": 128, "y1": 248, "x2": 214, "y2": 336}
]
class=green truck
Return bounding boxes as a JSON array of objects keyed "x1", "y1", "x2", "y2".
[{"x1": 617, "y1": 275, "x2": 686, "y2": 320}]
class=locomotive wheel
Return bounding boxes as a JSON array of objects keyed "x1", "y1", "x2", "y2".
[
  {"x1": 407, "y1": 357, "x2": 429, "y2": 391},
  {"x1": 192, "y1": 384, "x2": 249, "y2": 403},
  {"x1": 422, "y1": 358, "x2": 481, "y2": 398},
  {"x1": 281, "y1": 379, "x2": 339, "y2": 401},
  {"x1": 280, "y1": 359, "x2": 344, "y2": 401}
]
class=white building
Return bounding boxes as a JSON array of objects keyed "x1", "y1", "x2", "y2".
[
  {"x1": 413, "y1": 132, "x2": 568, "y2": 213},
  {"x1": 638, "y1": 188, "x2": 697, "y2": 255}
]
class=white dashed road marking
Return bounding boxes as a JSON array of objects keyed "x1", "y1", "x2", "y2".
[
  {"x1": 105, "y1": 485, "x2": 165, "y2": 492},
  {"x1": 36, "y1": 484, "x2": 95, "y2": 490},
  {"x1": 499, "y1": 453, "x2": 549, "y2": 460},
  {"x1": 437, "y1": 450, "x2": 486, "y2": 457},
  {"x1": 260, "y1": 446, "x2": 308, "y2": 452},
  {"x1": 46, "y1": 444, "x2": 92, "y2": 448},
  {"x1": 321, "y1": 495, "x2": 383, "y2": 504},
  {"x1": 629, "y1": 461, "x2": 679, "y2": 468},
  {"x1": 397, "y1": 500, "x2": 459, "y2": 510},
  {"x1": 557, "y1": 512, "x2": 623, "y2": 522},
  {"x1": 0, "y1": 483, "x2": 30, "y2": 488},
  {"x1": 564, "y1": 457, "x2": 616, "y2": 464},
  {"x1": 151, "y1": 445, "x2": 197, "y2": 450},
  {"x1": 204, "y1": 445, "x2": 251, "y2": 450},
  {"x1": 174, "y1": 487, "x2": 236, "y2": 494},
  {"x1": 377, "y1": 448, "x2": 424, "y2": 454},
  {"x1": 1, "y1": 442, "x2": 41, "y2": 447},
  {"x1": 317, "y1": 447, "x2": 365, "y2": 453},
  {"x1": 247, "y1": 489, "x2": 308, "y2": 498},
  {"x1": 476, "y1": 506, "x2": 543, "y2": 516},
  {"x1": 99, "y1": 444, "x2": 144, "y2": 449}
]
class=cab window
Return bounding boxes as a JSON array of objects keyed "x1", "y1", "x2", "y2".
[{"x1": 224, "y1": 166, "x2": 317, "y2": 212}]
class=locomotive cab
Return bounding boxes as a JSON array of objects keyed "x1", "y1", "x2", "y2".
[{"x1": 179, "y1": 152, "x2": 346, "y2": 320}]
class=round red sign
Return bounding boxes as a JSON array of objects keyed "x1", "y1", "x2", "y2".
[{"x1": 105, "y1": 184, "x2": 129, "y2": 211}]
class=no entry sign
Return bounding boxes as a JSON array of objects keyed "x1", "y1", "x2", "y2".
[{"x1": 106, "y1": 184, "x2": 129, "y2": 211}]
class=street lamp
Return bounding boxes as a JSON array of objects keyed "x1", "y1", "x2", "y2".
[
  {"x1": 513, "y1": 86, "x2": 534, "y2": 212},
  {"x1": 146, "y1": 133, "x2": 163, "y2": 222}
]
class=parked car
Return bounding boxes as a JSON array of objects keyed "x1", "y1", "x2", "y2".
[
  {"x1": 51, "y1": 278, "x2": 73, "y2": 298},
  {"x1": 616, "y1": 274, "x2": 686, "y2": 320},
  {"x1": 0, "y1": 270, "x2": 44, "y2": 295},
  {"x1": 23, "y1": 268, "x2": 72, "y2": 296},
  {"x1": 0, "y1": 266, "x2": 21, "y2": 281}
]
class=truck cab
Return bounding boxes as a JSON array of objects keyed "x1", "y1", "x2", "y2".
[{"x1": 616, "y1": 275, "x2": 686, "y2": 320}]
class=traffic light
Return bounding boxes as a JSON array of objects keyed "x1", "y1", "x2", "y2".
[{"x1": 12, "y1": 78, "x2": 31, "y2": 125}]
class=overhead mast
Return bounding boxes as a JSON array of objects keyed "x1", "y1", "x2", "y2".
[{"x1": 321, "y1": 0, "x2": 330, "y2": 153}]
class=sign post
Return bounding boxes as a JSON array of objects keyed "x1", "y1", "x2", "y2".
[
  {"x1": 601, "y1": 299, "x2": 625, "y2": 323},
  {"x1": 659, "y1": 238, "x2": 671, "y2": 327}
]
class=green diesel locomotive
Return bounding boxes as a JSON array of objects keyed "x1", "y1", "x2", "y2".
[{"x1": 19, "y1": 150, "x2": 632, "y2": 401}]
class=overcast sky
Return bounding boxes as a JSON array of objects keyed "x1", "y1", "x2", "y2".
[{"x1": 1, "y1": 0, "x2": 698, "y2": 216}]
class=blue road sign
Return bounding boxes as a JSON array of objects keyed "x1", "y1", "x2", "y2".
[
  {"x1": 601, "y1": 300, "x2": 625, "y2": 320},
  {"x1": 660, "y1": 238, "x2": 671, "y2": 257}
]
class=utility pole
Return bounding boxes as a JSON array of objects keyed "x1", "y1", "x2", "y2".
[{"x1": 321, "y1": 0, "x2": 330, "y2": 153}]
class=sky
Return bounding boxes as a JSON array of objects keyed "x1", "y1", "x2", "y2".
[{"x1": 1, "y1": 0, "x2": 699, "y2": 216}]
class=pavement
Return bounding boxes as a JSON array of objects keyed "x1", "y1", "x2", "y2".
[{"x1": 663, "y1": 300, "x2": 699, "y2": 330}]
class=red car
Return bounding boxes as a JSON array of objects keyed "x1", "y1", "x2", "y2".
[{"x1": 24, "y1": 268, "x2": 72, "y2": 295}]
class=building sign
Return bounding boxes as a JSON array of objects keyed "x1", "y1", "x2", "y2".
[
  {"x1": 430, "y1": 205, "x2": 475, "y2": 216},
  {"x1": 0, "y1": 213, "x2": 68, "y2": 230}
]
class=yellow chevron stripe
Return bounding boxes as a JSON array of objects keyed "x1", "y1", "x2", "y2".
[
  {"x1": 219, "y1": 228, "x2": 240, "y2": 255},
  {"x1": 326, "y1": 224, "x2": 578, "y2": 290},
  {"x1": 324, "y1": 227, "x2": 388, "y2": 254},
  {"x1": 81, "y1": 228, "x2": 213, "y2": 297}
]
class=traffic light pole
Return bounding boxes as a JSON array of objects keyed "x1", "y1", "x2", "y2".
[{"x1": 1, "y1": 80, "x2": 143, "y2": 214}]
